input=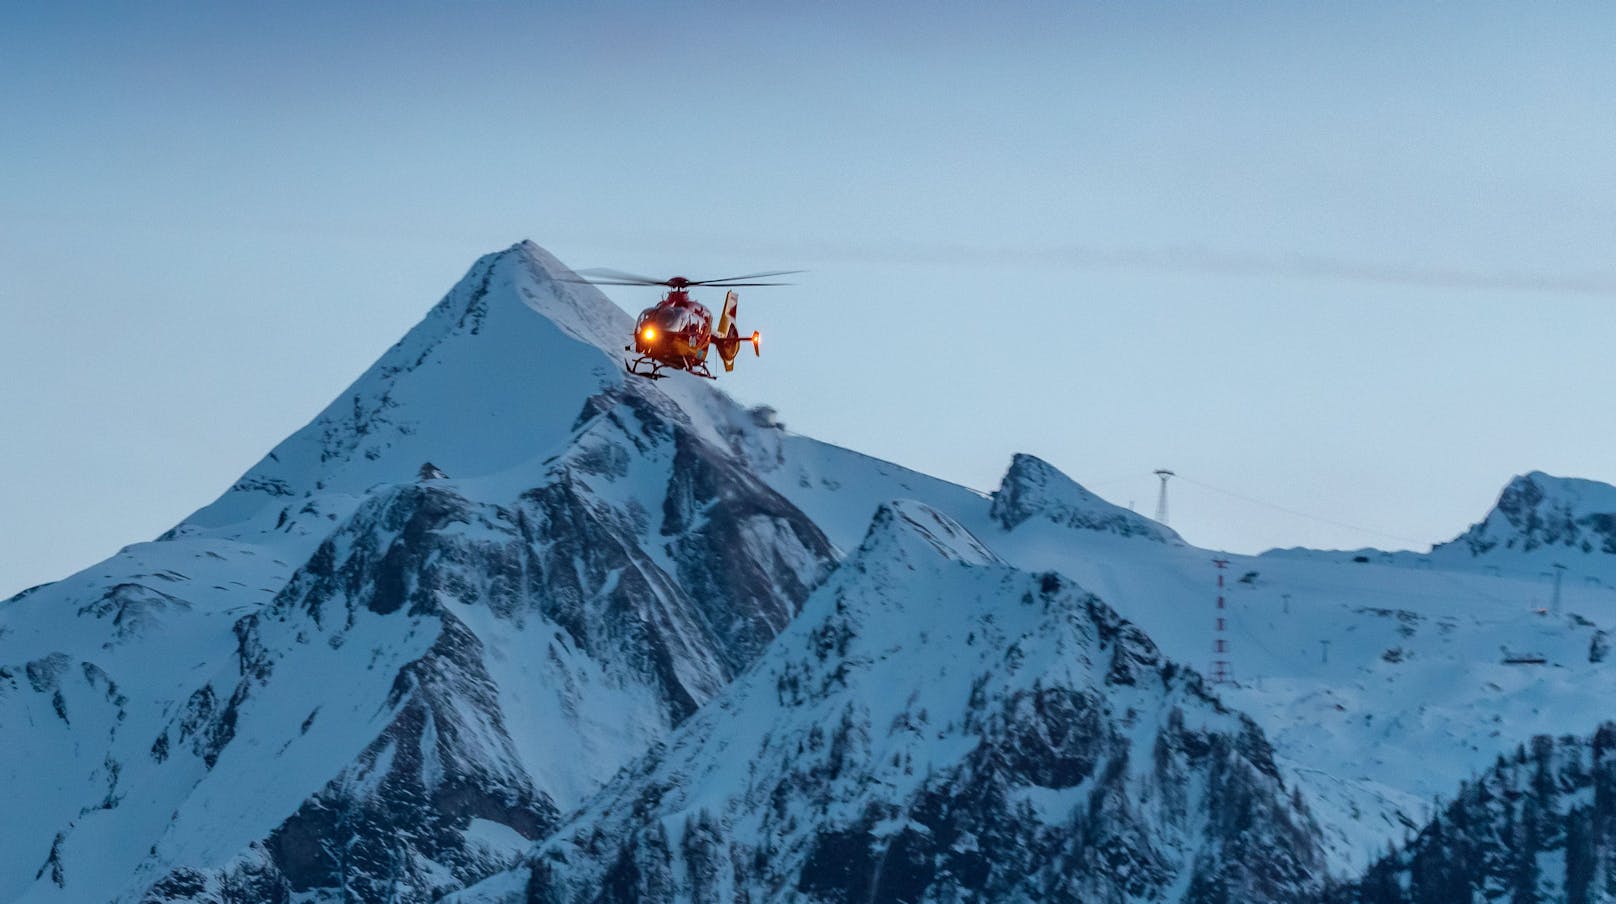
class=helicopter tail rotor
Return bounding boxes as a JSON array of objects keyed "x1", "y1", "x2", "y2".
[{"x1": 714, "y1": 290, "x2": 760, "y2": 373}]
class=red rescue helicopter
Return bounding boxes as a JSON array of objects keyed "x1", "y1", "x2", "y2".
[{"x1": 566, "y1": 269, "x2": 799, "y2": 380}]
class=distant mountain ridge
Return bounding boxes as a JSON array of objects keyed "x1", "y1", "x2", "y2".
[
  {"x1": 989, "y1": 452, "x2": 1178, "y2": 543},
  {"x1": 1439, "y1": 470, "x2": 1616, "y2": 560},
  {"x1": 469, "y1": 501, "x2": 1322, "y2": 903},
  {"x1": 6, "y1": 240, "x2": 1616, "y2": 902}
]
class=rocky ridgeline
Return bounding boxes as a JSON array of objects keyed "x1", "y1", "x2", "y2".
[
  {"x1": 490, "y1": 502, "x2": 1323, "y2": 904},
  {"x1": 1333, "y1": 725, "x2": 1616, "y2": 904}
]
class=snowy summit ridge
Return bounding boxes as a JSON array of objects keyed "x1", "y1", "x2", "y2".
[
  {"x1": 182, "y1": 240, "x2": 633, "y2": 538},
  {"x1": 989, "y1": 452, "x2": 1176, "y2": 542},
  {"x1": 0, "y1": 242, "x2": 843, "y2": 902},
  {"x1": 1440, "y1": 470, "x2": 1616, "y2": 560},
  {"x1": 484, "y1": 489, "x2": 1323, "y2": 903},
  {"x1": 10, "y1": 240, "x2": 1616, "y2": 902},
  {"x1": 857, "y1": 499, "x2": 1004, "y2": 566}
]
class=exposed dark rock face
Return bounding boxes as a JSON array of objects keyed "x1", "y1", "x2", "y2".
[
  {"x1": 139, "y1": 388, "x2": 836, "y2": 901},
  {"x1": 1331, "y1": 725, "x2": 1616, "y2": 904},
  {"x1": 419, "y1": 462, "x2": 450, "y2": 481},
  {"x1": 247, "y1": 616, "x2": 558, "y2": 901},
  {"x1": 1443, "y1": 472, "x2": 1616, "y2": 558},
  {"x1": 75, "y1": 583, "x2": 192, "y2": 643},
  {"x1": 522, "y1": 389, "x2": 835, "y2": 717},
  {"x1": 660, "y1": 428, "x2": 830, "y2": 677},
  {"x1": 0, "y1": 242, "x2": 1359, "y2": 903},
  {"x1": 515, "y1": 503, "x2": 1324, "y2": 904},
  {"x1": 990, "y1": 453, "x2": 1175, "y2": 542}
]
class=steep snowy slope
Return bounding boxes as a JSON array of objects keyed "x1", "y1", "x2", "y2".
[
  {"x1": 136, "y1": 400, "x2": 836, "y2": 900},
  {"x1": 918, "y1": 463, "x2": 1616, "y2": 873},
  {"x1": 1333, "y1": 725, "x2": 1616, "y2": 903},
  {"x1": 1432, "y1": 471, "x2": 1616, "y2": 572},
  {"x1": 988, "y1": 453, "x2": 1178, "y2": 543},
  {"x1": 0, "y1": 242, "x2": 839, "y2": 902},
  {"x1": 9, "y1": 237, "x2": 1616, "y2": 902},
  {"x1": 0, "y1": 537, "x2": 300, "y2": 901},
  {"x1": 182, "y1": 241, "x2": 632, "y2": 541},
  {"x1": 458, "y1": 502, "x2": 1323, "y2": 904},
  {"x1": 730, "y1": 432, "x2": 1616, "y2": 875}
]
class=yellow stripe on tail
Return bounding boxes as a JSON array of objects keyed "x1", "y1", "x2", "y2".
[{"x1": 717, "y1": 291, "x2": 741, "y2": 372}]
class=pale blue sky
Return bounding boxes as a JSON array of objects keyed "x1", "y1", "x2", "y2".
[{"x1": 3, "y1": 2, "x2": 1614, "y2": 596}]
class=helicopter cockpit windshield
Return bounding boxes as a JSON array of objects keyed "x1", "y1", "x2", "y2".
[{"x1": 640, "y1": 304, "x2": 710, "y2": 337}]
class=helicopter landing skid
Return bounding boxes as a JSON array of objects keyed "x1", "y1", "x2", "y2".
[
  {"x1": 624, "y1": 356, "x2": 668, "y2": 380},
  {"x1": 624, "y1": 356, "x2": 717, "y2": 381}
]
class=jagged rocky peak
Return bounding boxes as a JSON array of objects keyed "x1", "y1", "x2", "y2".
[
  {"x1": 418, "y1": 461, "x2": 449, "y2": 481},
  {"x1": 181, "y1": 240, "x2": 638, "y2": 537},
  {"x1": 1443, "y1": 470, "x2": 1616, "y2": 558},
  {"x1": 487, "y1": 495, "x2": 1324, "y2": 904},
  {"x1": 1337, "y1": 724, "x2": 1616, "y2": 903},
  {"x1": 989, "y1": 452, "x2": 1176, "y2": 541},
  {"x1": 141, "y1": 408, "x2": 839, "y2": 899}
]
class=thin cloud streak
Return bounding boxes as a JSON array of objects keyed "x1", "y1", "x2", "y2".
[
  {"x1": 577, "y1": 230, "x2": 1616, "y2": 299},
  {"x1": 795, "y1": 241, "x2": 1616, "y2": 299}
]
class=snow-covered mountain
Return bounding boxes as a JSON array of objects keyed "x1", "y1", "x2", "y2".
[
  {"x1": 1435, "y1": 471, "x2": 1616, "y2": 566},
  {"x1": 1333, "y1": 725, "x2": 1616, "y2": 903},
  {"x1": 1268, "y1": 471, "x2": 1616, "y2": 583},
  {"x1": 0, "y1": 243, "x2": 838, "y2": 901},
  {"x1": 458, "y1": 500, "x2": 1322, "y2": 903},
  {"x1": 6, "y1": 239, "x2": 1616, "y2": 902},
  {"x1": 988, "y1": 453, "x2": 1178, "y2": 543}
]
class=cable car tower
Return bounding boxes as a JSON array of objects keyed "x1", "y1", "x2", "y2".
[
  {"x1": 1154, "y1": 469, "x2": 1175, "y2": 525},
  {"x1": 1211, "y1": 558, "x2": 1232, "y2": 684}
]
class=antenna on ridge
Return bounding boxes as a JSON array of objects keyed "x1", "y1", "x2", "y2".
[{"x1": 1154, "y1": 469, "x2": 1175, "y2": 525}]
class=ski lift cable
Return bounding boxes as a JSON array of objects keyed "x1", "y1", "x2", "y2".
[
  {"x1": 1075, "y1": 473, "x2": 1153, "y2": 492},
  {"x1": 1173, "y1": 474, "x2": 1429, "y2": 547}
]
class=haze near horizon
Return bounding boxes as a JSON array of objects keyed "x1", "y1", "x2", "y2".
[{"x1": 3, "y1": 2, "x2": 1613, "y2": 597}]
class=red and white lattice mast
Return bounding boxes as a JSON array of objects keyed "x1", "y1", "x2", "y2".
[{"x1": 1211, "y1": 558, "x2": 1232, "y2": 684}]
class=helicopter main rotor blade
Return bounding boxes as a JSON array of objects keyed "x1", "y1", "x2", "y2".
[
  {"x1": 562, "y1": 267, "x2": 805, "y2": 288},
  {"x1": 572, "y1": 268, "x2": 670, "y2": 285},
  {"x1": 687, "y1": 270, "x2": 804, "y2": 286}
]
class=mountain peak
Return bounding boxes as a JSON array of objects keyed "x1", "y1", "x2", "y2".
[
  {"x1": 855, "y1": 499, "x2": 1003, "y2": 567},
  {"x1": 1506, "y1": 471, "x2": 1616, "y2": 509},
  {"x1": 1438, "y1": 470, "x2": 1616, "y2": 561},
  {"x1": 480, "y1": 239, "x2": 633, "y2": 353},
  {"x1": 988, "y1": 453, "x2": 1175, "y2": 542},
  {"x1": 499, "y1": 489, "x2": 1322, "y2": 904},
  {"x1": 181, "y1": 241, "x2": 635, "y2": 538}
]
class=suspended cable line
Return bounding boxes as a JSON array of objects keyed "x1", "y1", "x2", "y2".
[{"x1": 1170, "y1": 474, "x2": 1429, "y2": 547}]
